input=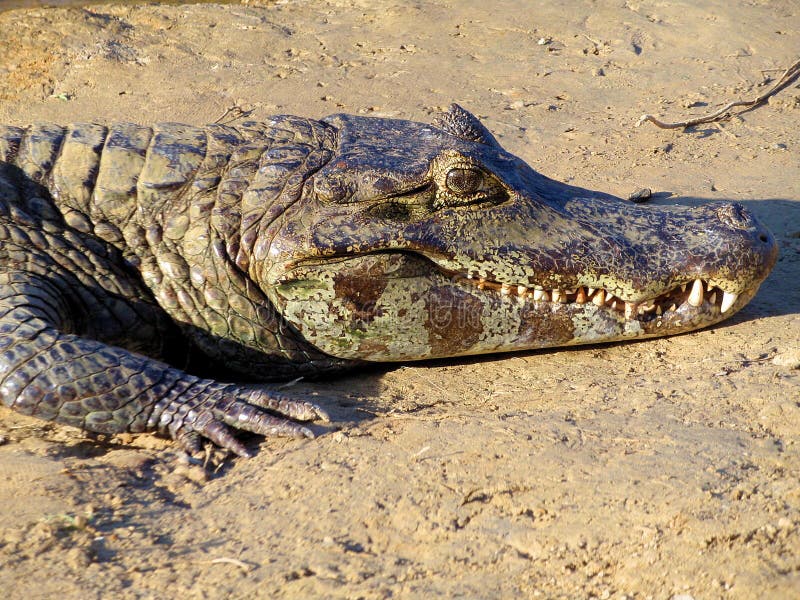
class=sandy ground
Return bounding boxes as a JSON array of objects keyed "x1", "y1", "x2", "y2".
[{"x1": 0, "y1": 1, "x2": 798, "y2": 598}]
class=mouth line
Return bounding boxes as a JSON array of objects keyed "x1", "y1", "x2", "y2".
[
  {"x1": 280, "y1": 251, "x2": 750, "y2": 323},
  {"x1": 449, "y1": 273, "x2": 745, "y2": 321}
]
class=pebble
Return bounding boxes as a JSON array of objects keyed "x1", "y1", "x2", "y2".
[
  {"x1": 173, "y1": 463, "x2": 208, "y2": 484},
  {"x1": 628, "y1": 188, "x2": 652, "y2": 203},
  {"x1": 64, "y1": 546, "x2": 91, "y2": 570},
  {"x1": 772, "y1": 348, "x2": 800, "y2": 369},
  {"x1": 100, "y1": 449, "x2": 151, "y2": 470}
]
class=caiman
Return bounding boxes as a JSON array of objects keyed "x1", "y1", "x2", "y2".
[{"x1": 0, "y1": 105, "x2": 778, "y2": 456}]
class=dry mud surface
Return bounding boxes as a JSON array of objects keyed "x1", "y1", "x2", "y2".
[{"x1": 0, "y1": 1, "x2": 798, "y2": 598}]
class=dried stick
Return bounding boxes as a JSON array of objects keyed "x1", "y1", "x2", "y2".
[
  {"x1": 208, "y1": 557, "x2": 253, "y2": 571},
  {"x1": 214, "y1": 104, "x2": 253, "y2": 125},
  {"x1": 636, "y1": 58, "x2": 800, "y2": 129}
]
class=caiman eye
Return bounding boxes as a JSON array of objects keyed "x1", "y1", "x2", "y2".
[
  {"x1": 434, "y1": 160, "x2": 507, "y2": 210},
  {"x1": 445, "y1": 167, "x2": 483, "y2": 196}
]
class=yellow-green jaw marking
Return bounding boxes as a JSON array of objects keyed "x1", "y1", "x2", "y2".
[{"x1": 270, "y1": 248, "x2": 765, "y2": 362}]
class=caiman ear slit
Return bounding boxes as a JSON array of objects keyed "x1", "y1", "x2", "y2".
[{"x1": 432, "y1": 103, "x2": 500, "y2": 147}]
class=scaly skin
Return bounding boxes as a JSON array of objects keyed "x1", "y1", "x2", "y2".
[{"x1": 0, "y1": 105, "x2": 778, "y2": 456}]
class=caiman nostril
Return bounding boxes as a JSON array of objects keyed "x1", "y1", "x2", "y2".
[
  {"x1": 759, "y1": 233, "x2": 769, "y2": 243},
  {"x1": 715, "y1": 202, "x2": 751, "y2": 230}
]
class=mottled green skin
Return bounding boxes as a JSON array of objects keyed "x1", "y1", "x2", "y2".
[{"x1": 0, "y1": 106, "x2": 777, "y2": 455}]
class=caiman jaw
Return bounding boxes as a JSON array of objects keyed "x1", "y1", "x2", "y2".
[{"x1": 449, "y1": 271, "x2": 746, "y2": 323}]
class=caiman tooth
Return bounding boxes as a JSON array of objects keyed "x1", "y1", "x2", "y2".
[
  {"x1": 708, "y1": 291, "x2": 717, "y2": 306},
  {"x1": 687, "y1": 278, "x2": 704, "y2": 307},
  {"x1": 720, "y1": 291, "x2": 738, "y2": 313},
  {"x1": 517, "y1": 285, "x2": 528, "y2": 296},
  {"x1": 669, "y1": 303, "x2": 677, "y2": 312},
  {"x1": 575, "y1": 287, "x2": 588, "y2": 304},
  {"x1": 587, "y1": 288, "x2": 596, "y2": 295},
  {"x1": 681, "y1": 283, "x2": 687, "y2": 293},
  {"x1": 551, "y1": 289, "x2": 563, "y2": 303},
  {"x1": 592, "y1": 289, "x2": 605, "y2": 306},
  {"x1": 656, "y1": 305, "x2": 663, "y2": 316},
  {"x1": 477, "y1": 278, "x2": 487, "y2": 290},
  {"x1": 533, "y1": 289, "x2": 548, "y2": 302},
  {"x1": 624, "y1": 302, "x2": 637, "y2": 319},
  {"x1": 501, "y1": 283, "x2": 511, "y2": 295}
]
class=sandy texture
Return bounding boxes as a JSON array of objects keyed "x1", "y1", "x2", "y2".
[{"x1": 0, "y1": 1, "x2": 798, "y2": 598}]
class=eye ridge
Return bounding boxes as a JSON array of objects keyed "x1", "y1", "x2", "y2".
[{"x1": 445, "y1": 167, "x2": 483, "y2": 196}]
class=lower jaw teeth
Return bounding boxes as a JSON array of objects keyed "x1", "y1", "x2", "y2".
[
  {"x1": 624, "y1": 302, "x2": 636, "y2": 319},
  {"x1": 720, "y1": 291, "x2": 738, "y2": 313}
]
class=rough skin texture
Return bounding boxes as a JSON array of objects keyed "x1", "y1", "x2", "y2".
[{"x1": 0, "y1": 106, "x2": 778, "y2": 455}]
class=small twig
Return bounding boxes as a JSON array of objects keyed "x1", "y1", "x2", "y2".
[
  {"x1": 582, "y1": 33, "x2": 602, "y2": 47},
  {"x1": 209, "y1": 557, "x2": 253, "y2": 571},
  {"x1": 410, "y1": 445, "x2": 430, "y2": 459},
  {"x1": 202, "y1": 442, "x2": 213, "y2": 470},
  {"x1": 277, "y1": 376, "x2": 304, "y2": 390},
  {"x1": 714, "y1": 121, "x2": 737, "y2": 140},
  {"x1": 215, "y1": 104, "x2": 253, "y2": 125},
  {"x1": 637, "y1": 58, "x2": 800, "y2": 129}
]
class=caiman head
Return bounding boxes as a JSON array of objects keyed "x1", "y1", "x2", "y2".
[{"x1": 258, "y1": 105, "x2": 778, "y2": 362}]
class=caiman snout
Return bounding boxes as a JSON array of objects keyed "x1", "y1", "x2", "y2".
[
  {"x1": 550, "y1": 195, "x2": 777, "y2": 304},
  {"x1": 715, "y1": 201, "x2": 776, "y2": 255},
  {"x1": 684, "y1": 200, "x2": 778, "y2": 289}
]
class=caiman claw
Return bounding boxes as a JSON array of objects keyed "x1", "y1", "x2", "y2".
[{"x1": 163, "y1": 382, "x2": 330, "y2": 458}]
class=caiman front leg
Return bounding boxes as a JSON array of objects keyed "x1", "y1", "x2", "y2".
[{"x1": 0, "y1": 271, "x2": 328, "y2": 457}]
